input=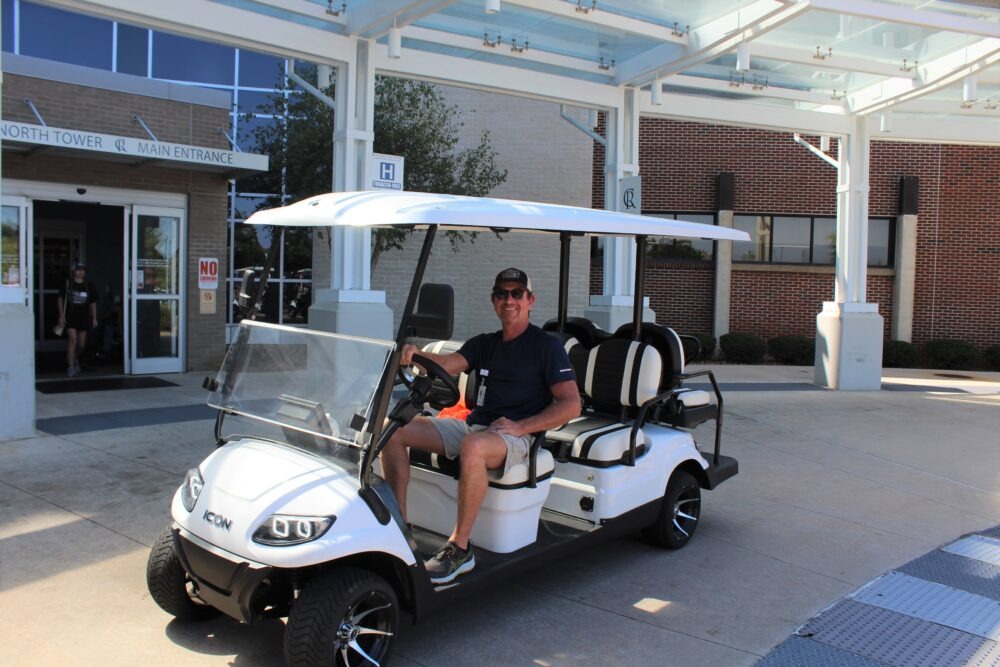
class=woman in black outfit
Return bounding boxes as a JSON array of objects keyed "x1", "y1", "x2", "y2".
[{"x1": 58, "y1": 263, "x2": 98, "y2": 377}]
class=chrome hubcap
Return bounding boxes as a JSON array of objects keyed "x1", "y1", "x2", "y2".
[
  {"x1": 333, "y1": 594, "x2": 394, "y2": 667},
  {"x1": 672, "y1": 496, "x2": 699, "y2": 538}
]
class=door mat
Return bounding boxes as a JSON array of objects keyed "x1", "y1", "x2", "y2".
[{"x1": 36, "y1": 377, "x2": 179, "y2": 394}]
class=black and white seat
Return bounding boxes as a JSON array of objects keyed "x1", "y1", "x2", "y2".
[{"x1": 546, "y1": 337, "x2": 662, "y2": 466}]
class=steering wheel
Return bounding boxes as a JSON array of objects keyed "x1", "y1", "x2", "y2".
[{"x1": 397, "y1": 353, "x2": 460, "y2": 410}]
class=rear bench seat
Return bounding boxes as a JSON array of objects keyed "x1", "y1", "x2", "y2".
[{"x1": 546, "y1": 337, "x2": 662, "y2": 466}]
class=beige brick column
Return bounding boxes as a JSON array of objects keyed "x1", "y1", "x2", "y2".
[
  {"x1": 713, "y1": 210, "x2": 734, "y2": 345},
  {"x1": 891, "y1": 213, "x2": 918, "y2": 342}
]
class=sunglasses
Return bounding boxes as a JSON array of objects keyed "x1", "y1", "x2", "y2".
[{"x1": 491, "y1": 287, "x2": 528, "y2": 300}]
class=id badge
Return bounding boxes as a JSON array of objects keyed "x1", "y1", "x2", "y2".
[{"x1": 476, "y1": 369, "x2": 488, "y2": 407}]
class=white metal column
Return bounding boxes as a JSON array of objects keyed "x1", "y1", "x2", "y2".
[
  {"x1": 309, "y1": 38, "x2": 393, "y2": 340},
  {"x1": 585, "y1": 87, "x2": 654, "y2": 331},
  {"x1": 815, "y1": 115, "x2": 884, "y2": 389}
]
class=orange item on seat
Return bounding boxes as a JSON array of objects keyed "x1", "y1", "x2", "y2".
[{"x1": 437, "y1": 404, "x2": 471, "y2": 420}]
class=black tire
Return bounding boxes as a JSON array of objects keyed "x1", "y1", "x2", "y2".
[
  {"x1": 146, "y1": 525, "x2": 220, "y2": 621},
  {"x1": 642, "y1": 469, "x2": 701, "y2": 549},
  {"x1": 285, "y1": 567, "x2": 399, "y2": 667}
]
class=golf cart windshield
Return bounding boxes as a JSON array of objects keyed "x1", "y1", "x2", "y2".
[{"x1": 207, "y1": 321, "x2": 395, "y2": 473}]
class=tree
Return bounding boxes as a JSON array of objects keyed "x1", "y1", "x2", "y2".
[{"x1": 244, "y1": 69, "x2": 507, "y2": 271}]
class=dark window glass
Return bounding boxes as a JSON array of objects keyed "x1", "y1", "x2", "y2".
[
  {"x1": 238, "y1": 115, "x2": 276, "y2": 152},
  {"x1": 733, "y1": 215, "x2": 771, "y2": 262},
  {"x1": 116, "y1": 23, "x2": 148, "y2": 76},
  {"x1": 238, "y1": 90, "x2": 281, "y2": 116},
  {"x1": 283, "y1": 227, "x2": 313, "y2": 275},
  {"x1": 233, "y1": 195, "x2": 269, "y2": 220},
  {"x1": 772, "y1": 216, "x2": 811, "y2": 263},
  {"x1": 868, "y1": 218, "x2": 891, "y2": 267},
  {"x1": 20, "y1": 1, "x2": 112, "y2": 69},
  {"x1": 283, "y1": 282, "x2": 312, "y2": 325},
  {"x1": 239, "y1": 49, "x2": 283, "y2": 88},
  {"x1": 2, "y1": 0, "x2": 14, "y2": 53},
  {"x1": 151, "y1": 31, "x2": 233, "y2": 85},
  {"x1": 233, "y1": 223, "x2": 273, "y2": 278},
  {"x1": 812, "y1": 218, "x2": 836, "y2": 264},
  {"x1": 647, "y1": 213, "x2": 715, "y2": 260}
]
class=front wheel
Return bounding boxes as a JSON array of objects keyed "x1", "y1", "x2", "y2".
[
  {"x1": 642, "y1": 469, "x2": 701, "y2": 549},
  {"x1": 285, "y1": 567, "x2": 399, "y2": 667},
  {"x1": 146, "y1": 525, "x2": 220, "y2": 620}
]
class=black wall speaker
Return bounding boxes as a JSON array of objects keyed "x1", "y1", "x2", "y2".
[
  {"x1": 717, "y1": 172, "x2": 735, "y2": 211},
  {"x1": 899, "y1": 176, "x2": 919, "y2": 215}
]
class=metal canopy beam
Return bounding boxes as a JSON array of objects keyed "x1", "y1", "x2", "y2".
[
  {"x1": 501, "y1": 0, "x2": 687, "y2": 45},
  {"x1": 613, "y1": 0, "x2": 810, "y2": 86},
  {"x1": 347, "y1": 0, "x2": 458, "y2": 38},
  {"x1": 372, "y1": 44, "x2": 620, "y2": 108},
  {"x1": 848, "y1": 38, "x2": 1000, "y2": 114},
  {"x1": 807, "y1": 0, "x2": 1000, "y2": 38}
]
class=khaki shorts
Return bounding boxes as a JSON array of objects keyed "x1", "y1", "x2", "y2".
[{"x1": 429, "y1": 418, "x2": 532, "y2": 479}]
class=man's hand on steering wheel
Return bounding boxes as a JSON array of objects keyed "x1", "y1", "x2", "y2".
[{"x1": 397, "y1": 352, "x2": 460, "y2": 410}]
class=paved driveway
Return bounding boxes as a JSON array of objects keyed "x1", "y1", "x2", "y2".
[{"x1": 2, "y1": 367, "x2": 998, "y2": 666}]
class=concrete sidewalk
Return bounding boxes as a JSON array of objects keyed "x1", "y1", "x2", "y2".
[{"x1": 1, "y1": 365, "x2": 998, "y2": 666}]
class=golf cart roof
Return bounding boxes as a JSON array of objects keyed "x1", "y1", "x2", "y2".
[{"x1": 246, "y1": 191, "x2": 749, "y2": 242}]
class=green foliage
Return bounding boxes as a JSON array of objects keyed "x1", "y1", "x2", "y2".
[
  {"x1": 882, "y1": 340, "x2": 917, "y2": 368},
  {"x1": 984, "y1": 344, "x2": 1000, "y2": 371},
  {"x1": 682, "y1": 333, "x2": 716, "y2": 361},
  {"x1": 719, "y1": 332, "x2": 766, "y2": 364},
  {"x1": 767, "y1": 335, "x2": 815, "y2": 366},
  {"x1": 244, "y1": 71, "x2": 508, "y2": 270},
  {"x1": 925, "y1": 339, "x2": 982, "y2": 370}
]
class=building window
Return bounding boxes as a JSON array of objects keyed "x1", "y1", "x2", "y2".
[
  {"x1": 228, "y1": 206, "x2": 312, "y2": 327},
  {"x1": 151, "y1": 31, "x2": 235, "y2": 85},
  {"x1": 733, "y1": 215, "x2": 772, "y2": 262},
  {"x1": 19, "y1": 1, "x2": 112, "y2": 70},
  {"x1": 733, "y1": 214, "x2": 893, "y2": 267},
  {"x1": 646, "y1": 213, "x2": 716, "y2": 261},
  {"x1": 115, "y1": 23, "x2": 148, "y2": 76},
  {"x1": 1, "y1": 206, "x2": 21, "y2": 286}
]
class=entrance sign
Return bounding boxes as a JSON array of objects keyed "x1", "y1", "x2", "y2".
[
  {"x1": 368, "y1": 153, "x2": 404, "y2": 190},
  {"x1": 0, "y1": 121, "x2": 268, "y2": 172},
  {"x1": 618, "y1": 176, "x2": 641, "y2": 214},
  {"x1": 198, "y1": 257, "x2": 219, "y2": 289}
]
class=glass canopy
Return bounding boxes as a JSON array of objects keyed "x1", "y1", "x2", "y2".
[{"x1": 207, "y1": 0, "x2": 1000, "y2": 136}]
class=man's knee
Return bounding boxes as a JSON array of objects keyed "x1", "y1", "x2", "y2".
[{"x1": 459, "y1": 433, "x2": 506, "y2": 467}]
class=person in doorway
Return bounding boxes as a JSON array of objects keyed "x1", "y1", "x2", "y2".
[
  {"x1": 58, "y1": 263, "x2": 98, "y2": 377},
  {"x1": 381, "y1": 268, "x2": 581, "y2": 584}
]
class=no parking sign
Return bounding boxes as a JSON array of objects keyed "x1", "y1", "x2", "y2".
[{"x1": 198, "y1": 257, "x2": 219, "y2": 289}]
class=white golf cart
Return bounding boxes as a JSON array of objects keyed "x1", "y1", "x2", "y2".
[{"x1": 146, "y1": 191, "x2": 749, "y2": 666}]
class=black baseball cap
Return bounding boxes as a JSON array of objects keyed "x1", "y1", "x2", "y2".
[
  {"x1": 74, "y1": 262, "x2": 86, "y2": 270},
  {"x1": 493, "y1": 267, "x2": 532, "y2": 292}
]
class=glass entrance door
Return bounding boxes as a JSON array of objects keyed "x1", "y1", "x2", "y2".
[{"x1": 130, "y1": 206, "x2": 185, "y2": 374}]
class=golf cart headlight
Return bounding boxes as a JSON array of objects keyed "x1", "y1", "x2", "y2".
[
  {"x1": 252, "y1": 515, "x2": 335, "y2": 546},
  {"x1": 181, "y1": 468, "x2": 204, "y2": 512}
]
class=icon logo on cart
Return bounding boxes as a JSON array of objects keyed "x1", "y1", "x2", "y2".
[{"x1": 203, "y1": 510, "x2": 233, "y2": 531}]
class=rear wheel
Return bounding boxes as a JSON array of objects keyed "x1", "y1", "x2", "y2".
[
  {"x1": 642, "y1": 470, "x2": 701, "y2": 549},
  {"x1": 285, "y1": 567, "x2": 398, "y2": 667},
  {"x1": 146, "y1": 525, "x2": 219, "y2": 620}
]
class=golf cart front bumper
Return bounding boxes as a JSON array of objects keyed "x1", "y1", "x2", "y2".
[{"x1": 171, "y1": 527, "x2": 274, "y2": 624}]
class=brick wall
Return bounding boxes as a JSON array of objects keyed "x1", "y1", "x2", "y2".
[
  {"x1": 3, "y1": 73, "x2": 232, "y2": 370},
  {"x1": 591, "y1": 117, "x2": 1000, "y2": 350}
]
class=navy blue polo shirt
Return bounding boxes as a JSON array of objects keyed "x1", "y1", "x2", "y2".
[{"x1": 457, "y1": 324, "x2": 575, "y2": 426}]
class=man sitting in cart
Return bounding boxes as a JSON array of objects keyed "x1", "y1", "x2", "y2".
[{"x1": 383, "y1": 267, "x2": 581, "y2": 584}]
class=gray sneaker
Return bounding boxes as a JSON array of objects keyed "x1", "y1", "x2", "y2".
[
  {"x1": 424, "y1": 541, "x2": 475, "y2": 584},
  {"x1": 67, "y1": 366, "x2": 78, "y2": 378}
]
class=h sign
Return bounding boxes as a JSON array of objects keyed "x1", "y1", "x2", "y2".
[
  {"x1": 369, "y1": 152, "x2": 404, "y2": 190},
  {"x1": 198, "y1": 258, "x2": 219, "y2": 290}
]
